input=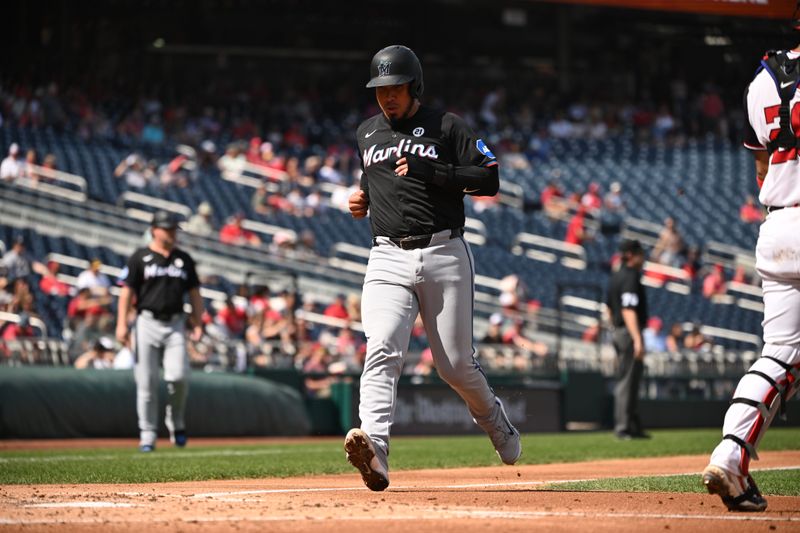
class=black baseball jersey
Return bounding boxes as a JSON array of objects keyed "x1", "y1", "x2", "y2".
[
  {"x1": 120, "y1": 247, "x2": 200, "y2": 316},
  {"x1": 357, "y1": 105, "x2": 498, "y2": 238},
  {"x1": 607, "y1": 265, "x2": 648, "y2": 330}
]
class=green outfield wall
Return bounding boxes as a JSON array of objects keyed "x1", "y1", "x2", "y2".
[{"x1": 0, "y1": 367, "x2": 310, "y2": 438}]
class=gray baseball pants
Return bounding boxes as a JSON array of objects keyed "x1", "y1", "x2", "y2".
[
  {"x1": 359, "y1": 229, "x2": 497, "y2": 456},
  {"x1": 612, "y1": 328, "x2": 644, "y2": 435},
  {"x1": 134, "y1": 311, "x2": 190, "y2": 447}
]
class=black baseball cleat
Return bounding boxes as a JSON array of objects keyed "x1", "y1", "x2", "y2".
[
  {"x1": 171, "y1": 430, "x2": 188, "y2": 448},
  {"x1": 702, "y1": 464, "x2": 768, "y2": 512},
  {"x1": 344, "y1": 428, "x2": 389, "y2": 491}
]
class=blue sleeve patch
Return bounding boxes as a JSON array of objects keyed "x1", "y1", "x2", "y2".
[
  {"x1": 118, "y1": 266, "x2": 129, "y2": 284},
  {"x1": 476, "y1": 139, "x2": 496, "y2": 159}
]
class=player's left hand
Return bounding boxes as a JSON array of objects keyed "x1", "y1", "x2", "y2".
[
  {"x1": 395, "y1": 157, "x2": 409, "y2": 176},
  {"x1": 190, "y1": 325, "x2": 204, "y2": 342}
]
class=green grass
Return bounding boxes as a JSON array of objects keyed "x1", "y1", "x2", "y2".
[
  {"x1": 1, "y1": 428, "x2": 798, "y2": 487},
  {"x1": 546, "y1": 469, "x2": 800, "y2": 496}
]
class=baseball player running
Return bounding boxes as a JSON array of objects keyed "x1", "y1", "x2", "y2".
[
  {"x1": 116, "y1": 210, "x2": 203, "y2": 452},
  {"x1": 702, "y1": 34, "x2": 800, "y2": 511},
  {"x1": 345, "y1": 45, "x2": 521, "y2": 491}
]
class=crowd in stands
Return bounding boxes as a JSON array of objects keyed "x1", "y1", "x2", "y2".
[{"x1": 0, "y1": 73, "x2": 762, "y2": 381}]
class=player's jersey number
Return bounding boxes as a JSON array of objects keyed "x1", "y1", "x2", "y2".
[{"x1": 765, "y1": 103, "x2": 800, "y2": 164}]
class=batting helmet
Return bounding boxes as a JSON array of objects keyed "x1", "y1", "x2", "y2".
[{"x1": 365, "y1": 45, "x2": 424, "y2": 99}]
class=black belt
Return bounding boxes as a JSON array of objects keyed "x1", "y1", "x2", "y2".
[
  {"x1": 140, "y1": 309, "x2": 183, "y2": 321},
  {"x1": 375, "y1": 228, "x2": 464, "y2": 250}
]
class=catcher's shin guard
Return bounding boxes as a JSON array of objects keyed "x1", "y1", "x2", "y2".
[{"x1": 716, "y1": 344, "x2": 800, "y2": 474}]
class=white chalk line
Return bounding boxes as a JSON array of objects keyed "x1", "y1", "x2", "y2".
[
  {"x1": 189, "y1": 465, "x2": 800, "y2": 498},
  {"x1": 24, "y1": 502, "x2": 135, "y2": 509},
  {"x1": 0, "y1": 447, "x2": 333, "y2": 463},
  {"x1": 2, "y1": 507, "x2": 799, "y2": 526}
]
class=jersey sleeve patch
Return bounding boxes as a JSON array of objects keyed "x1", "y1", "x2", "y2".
[
  {"x1": 476, "y1": 139, "x2": 496, "y2": 159},
  {"x1": 621, "y1": 292, "x2": 639, "y2": 307}
]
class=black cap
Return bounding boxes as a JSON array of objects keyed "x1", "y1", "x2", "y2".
[
  {"x1": 151, "y1": 210, "x2": 180, "y2": 229},
  {"x1": 619, "y1": 239, "x2": 644, "y2": 254}
]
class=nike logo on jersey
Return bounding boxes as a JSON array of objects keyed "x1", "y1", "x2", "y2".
[
  {"x1": 143, "y1": 254, "x2": 153, "y2": 262},
  {"x1": 463, "y1": 188, "x2": 479, "y2": 193},
  {"x1": 365, "y1": 130, "x2": 378, "y2": 138},
  {"x1": 781, "y1": 80, "x2": 795, "y2": 89}
]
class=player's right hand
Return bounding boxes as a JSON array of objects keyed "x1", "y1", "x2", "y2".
[
  {"x1": 349, "y1": 190, "x2": 369, "y2": 219},
  {"x1": 116, "y1": 323, "x2": 130, "y2": 346}
]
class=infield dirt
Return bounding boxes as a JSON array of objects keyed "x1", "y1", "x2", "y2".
[{"x1": 1, "y1": 444, "x2": 798, "y2": 532}]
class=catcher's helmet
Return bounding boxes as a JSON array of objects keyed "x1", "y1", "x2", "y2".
[{"x1": 366, "y1": 45, "x2": 424, "y2": 99}]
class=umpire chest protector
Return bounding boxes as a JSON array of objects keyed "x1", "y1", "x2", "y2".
[{"x1": 758, "y1": 50, "x2": 800, "y2": 154}]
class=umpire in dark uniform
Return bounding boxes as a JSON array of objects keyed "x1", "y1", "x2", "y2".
[
  {"x1": 116, "y1": 210, "x2": 203, "y2": 452},
  {"x1": 607, "y1": 238, "x2": 649, "y2": 439}
]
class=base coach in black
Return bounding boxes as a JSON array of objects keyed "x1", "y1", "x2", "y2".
[
  {"x1": 343, "y1": 44, "x2": 521, "y2": 492},
  {"x1": 606, "y1": 238, "x2": 649, "y2": 440},
  {"x1": 116, "y1": 210, "x2": 204, "y2": 452}
]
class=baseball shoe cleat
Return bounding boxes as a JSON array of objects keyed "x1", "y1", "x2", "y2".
[
  {"x1": 485, "y1": 399, "x2": 522, "y2": 465},
  {"x1": 139, "y1": 444, "x2": 155, "y2": 453},
  {"x1": 344, "y1": 428, "x2": 389, "y2": 491},
  {"x1": 171, "y1": 430, "x2": 188, "y2": 448},
  {"x1": 702, "y1": 464, "x2": 767, "y2": 512}
]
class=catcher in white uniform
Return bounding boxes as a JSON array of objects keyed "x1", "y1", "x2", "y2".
[{"x1": 702, "y1": 45, "x2": 800, "y2": 511}]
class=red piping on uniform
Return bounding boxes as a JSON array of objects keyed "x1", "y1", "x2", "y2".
[{"x1": 739, "y1": 365, "x2": 799, "y2": 475}]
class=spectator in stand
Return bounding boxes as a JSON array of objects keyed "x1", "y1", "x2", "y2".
[
  {"x1": 21, "y1": 149, "x2": 39, "y2": 183},
  {"x1": 1, "y1": 236, "x2": 49, "y2": 282},
  {"x1": 0, "y1": 143, "x2": 21, "y2": 181},
  {"x1": 251, "y1": 183, "x2": 271, "y2": 215},
  {"x1": 345, "y1": 293, "x2": 362, "y2": 323},
  {"x1": 114, "y1": 154, "x2": 149, "y2": 189},
  {"x1": 502, "y1": 318, "x2": 549, "y2": 357},
  {"x1": 702, "y1": 264, "x2": 727, "y2": 299},
  {"x1": 651, "y1": 217, "x2": 684, "y2": 268},
  {"x1": 41, "y1": 153, "x2": 57, "y2": 172},
  {"x1": 185, "y1": 202, "x2": 214, "y2": 237},
  {"x1": 3, "y1": 278, "x2": 35, "y2": 314},
  {"x1": 245, "y1": 137, "x2": 263, "y2": 165},
  {"x1": 318, "y1": 155, "x2": 344, "y2": 185},
  {"x1": 324, "y1": 294, "x2": 350, "y2": 320},
  {"x1": 540, "y1": 179, "x2": 569, "y2": 219},
  {"x1": 684, "y1": 322, "x2": 711, "y2": 351},
  {"x1": 499, "y1": 274, "x2": 527, "y2": 312},
  {"x1": 581, "y1": 182, "x2": 603, "y2": 213},
  {"x1": 739, "y1": 195, "x2": 764, "y2": 224},
  {"x1": 219, "y1": 212, "x2": 261, "y2": 247},
  {"x1": 74, "y1": 337, "x2": 116, "y2": 369},
  {"x1": 215, "y1": 296, "x2": 248, "y2": 339},
  {"x1": 604, "y1": 182, "x2": 625, "y2": 213},
  {"x1": 76, "y1": 258, "x2": 112, "y2": 295},
  {"x1": 1, "y1": 312, "x2": 35, "y2": 341},
  {"x1": 481, "y1": 313, "x2": 505, "y2": 344},
  {"x1": 652, "y1": 105, "x2": 676, "y2": 141},
  {"x1": 564, "y1": 206, "x2": 590, "y2": 246},
  {"x1": 67, "y1": 287, "x2": 112, "y2": 330},
  {"x1": 302, "y1": 343, "x2": 334, "y2": 398},
  {"x1": 295, "y1": 230, "x2": 317, "y2": 258},
  {"x1": 643, "y1": 316, "x2": 667, "y2": 353},
  {"x1": 258, "y1": 142, "x2": 285, "y2": 172},
  {"x1": 681, "y1": 245, "x2": 702, "y2": 280},
  {"x1": 218, "y1": 143, "x2": 246, "y2": 178},
  {"x1": 665, "y1": 322, "x2": 684, "y2": 353},
  {"x1": 412, "y1": 347, "x2": 435, "y2": 376},
  {"x1": 39, "y1": 260, "x2": 71, "y2": 296}
]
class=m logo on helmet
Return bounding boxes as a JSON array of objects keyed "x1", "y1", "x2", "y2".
[{"x1": 378, "y1": 60, "x2": 392, "y2": 77}]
